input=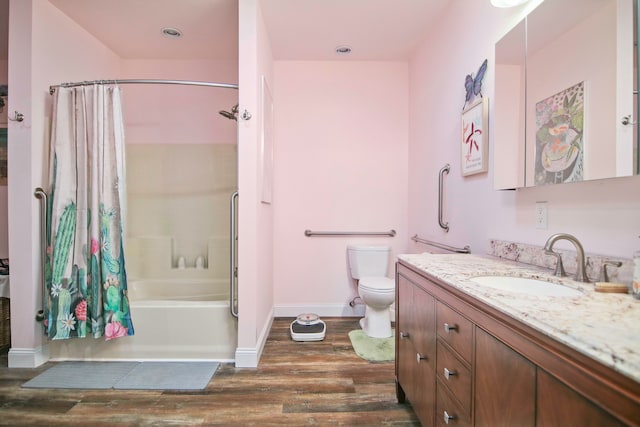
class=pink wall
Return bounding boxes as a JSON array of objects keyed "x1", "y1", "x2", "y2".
[
  {"x1": 120, "y1": 59, "x2": 238, "y2": 145},
  {"x1": 235, "y1": 0, "x2": 275, "y2": 367},
  {"x1": 408, "y1": 0, "x2": 640, "y2": 261},
  {"x1": 272, "y1": 61, "x2": 409, "y2": 315},
  {"x1": 8, "y1": 0, "x2": 121, "y2": 367},
  {"x1": 0, "y1": 56, "x2": 7, "y2": 258}
]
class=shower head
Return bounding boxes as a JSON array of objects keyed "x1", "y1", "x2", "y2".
[
  {"x1": 219, "y1": 104, "x2": 239, "y2": 121},
  {"x1": 219, "y1": 110, "x2": 237, "y2": 121}
]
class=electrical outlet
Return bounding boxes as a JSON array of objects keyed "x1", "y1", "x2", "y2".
[{"x1": 535, "y1": 202, "x2": 548, "y2": 229}]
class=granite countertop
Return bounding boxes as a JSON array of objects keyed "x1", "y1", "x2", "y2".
[{"x1": 398, "y1": 253, "x2": 640, "y2": 384}]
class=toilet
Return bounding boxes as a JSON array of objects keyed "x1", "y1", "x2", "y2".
[{"x1": 347, "y1": 245, "x2": 395, "y2": 338}]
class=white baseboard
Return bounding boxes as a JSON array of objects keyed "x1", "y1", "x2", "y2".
[
  {"x1": 8, "y1": 346, "x2": 49, "y2": 368},
  {"x1": 273, "y1": 303, "x2": 365, "y2": 318},
  {"x1": 234, "y1": 308, "x2": 274, "y2": 368}
]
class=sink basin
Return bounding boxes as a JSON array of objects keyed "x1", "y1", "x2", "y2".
[{"x1": 469, "y1": 276, "x2": 582, "y2": 297}]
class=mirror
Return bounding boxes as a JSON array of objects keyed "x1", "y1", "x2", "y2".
[
  {"x1": 494, "y1": 0, "x2": 637, "y2": 189},
  {"x1": 495, "y1": 20, "x2": 526, "y2": 189}
]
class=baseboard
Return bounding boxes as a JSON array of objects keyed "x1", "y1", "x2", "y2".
[
  {"x1": 8, "y1": 346, "x2": 49, "y2": 368},
  {"x1": 234, "y1": 309, "x2": 274, "y2": 368},
  {"x1": 234, "y1": 303, "x2": 368, "y2": 368},
  {"x1": 273, "y1": 303, "x2": 365, "y2": 318}
]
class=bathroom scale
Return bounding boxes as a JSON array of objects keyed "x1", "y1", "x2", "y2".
[{"x1": 290, "y1": 313, "x2": 326, "y2": 342}]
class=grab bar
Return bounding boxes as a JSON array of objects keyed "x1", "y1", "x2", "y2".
[
  {"x1": 229, "y1": 191, "x2": 239, "y2": 319},
  {"x1": 34, "y1": 187, "x2": 48, "y2": 322},
  {"x1": 304, "y1": 229, "x2": 396, "y2": 237},
  {"x1": 438, "y1": 164, "x2": 450, "y2": 232},
  {"x1": 411, "y1": 234, "x2": 471, "y2": 254}
]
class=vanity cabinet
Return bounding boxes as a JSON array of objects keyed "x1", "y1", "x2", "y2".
[
  {"x1": 396, "y1": 261, "x2": 639, "y2": 427},
  {"x1": 475, "y1": 327, "x2": 535, "y2": 427},
  {"x1": 537, "y1": 370, "x2": 626, "y2": 427},
  {"x1": 396, "y1": 273, "x2": 436, "y2": 425}
]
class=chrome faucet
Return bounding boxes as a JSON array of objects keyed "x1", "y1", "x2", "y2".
[{"x1": 543, "y1": 233, "x2": 589, "y2": 282}]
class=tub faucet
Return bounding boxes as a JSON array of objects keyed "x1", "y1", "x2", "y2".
[{"x1": 543, "y1": 233, "x2": 589, "y2": 282}]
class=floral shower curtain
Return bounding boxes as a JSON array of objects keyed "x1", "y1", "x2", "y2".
[{"x1": 46, "y1": 84, "x2": 134, "y2": 340}]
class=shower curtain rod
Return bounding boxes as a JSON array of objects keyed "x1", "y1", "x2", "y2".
[{"x1": 49, "y1": 79, "x2": 238, "y2": 95}]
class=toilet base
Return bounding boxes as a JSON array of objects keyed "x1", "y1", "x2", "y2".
[{"x1": 359, "y1": 307, "x2": 392, "y2": 338}]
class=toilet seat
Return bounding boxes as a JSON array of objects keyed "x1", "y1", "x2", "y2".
[{"x1": 359, "y1": 277, "x2": 394, "y2": 293}]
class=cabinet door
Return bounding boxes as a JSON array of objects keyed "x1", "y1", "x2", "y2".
[
  {"x1": 411, "y1": 286, "x2": 436, "y2": 426},
  {"x1": 475, "y1": 328, "x2": 535, "y2": 427},
  {"x1": 537, "y1": 370, "x2": 626, "y2": 427},
  {"x1": 397, "y1": 273, "x2": 437, "y2": 426},
  {"x1": 397, "y1": 275, "x2": 415, "y2": 402}
]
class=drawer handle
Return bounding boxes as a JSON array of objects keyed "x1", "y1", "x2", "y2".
[
  {"x1": 416, "y1": 353, "x2": 427, "y2": 364},
  {"x1": 400, "y1": 331, "x2": 410, "y2": 339},
  {"x1": 444, "y1": 367, "x2": 457, "y2": 380},
  {"x1": 443, "y1": 323, "x2": 458, "y2": 333},
  {"x1": 444, "y1": 410, "x2": 456, "y2": 424}
]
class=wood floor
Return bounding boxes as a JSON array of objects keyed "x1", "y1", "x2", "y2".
[{"x1": 0, "y1": 317, "x2": 420, "y2": 426}]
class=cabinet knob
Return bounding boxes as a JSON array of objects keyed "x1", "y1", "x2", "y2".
[
  {"x1": 444, "y1": 411, "x2": 456, "y2": 424},
  {"x1": 444, "y1": 367, "x2": 457, "y2": 380},
  {"x1": 399, "y1": 331, "x2": 410, "y2": 339},
  {"x1": 443, "y1": 323, "x2": 458, "y2": 333},
  {"x1": 416, "y1": 353, "x2": 427, "y2": 364}
]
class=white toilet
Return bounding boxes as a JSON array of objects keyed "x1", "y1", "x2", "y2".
[{"x1": 347, "y1": 245, "x2": 395, "y2": 338}]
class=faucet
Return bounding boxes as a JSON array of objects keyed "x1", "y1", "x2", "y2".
[{"x1": 543, "y1": 233, "x2": 589, "y2": 282}]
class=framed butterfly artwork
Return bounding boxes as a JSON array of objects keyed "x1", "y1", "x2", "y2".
[
  {"x1": 461, "y1": 97, "x2": 488, "y2": 176},
  {"x1": 464, "y1": 59, "x2": 487, "y2": 110}
]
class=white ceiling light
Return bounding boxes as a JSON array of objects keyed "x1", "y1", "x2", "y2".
[
  {"x1": 490, "y1": 0, "x2": 531, "y2": 7},
  {"x1": 335, "y1": 46, "x2": 352, "y2": 55},
  {"x1": 161, "y1": 27, "x2": 182, "y2": 38}
]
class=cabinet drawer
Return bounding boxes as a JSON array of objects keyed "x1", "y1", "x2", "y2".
[
  {"x1": 436, "y1": 379, "x2": 471, "y2": 427},
  {"x1": 437, "y1": 301, "x2": 473, "y2": 362},
  {"x1": 437, "y1": 341, "x2": 471, "y2": 410}
]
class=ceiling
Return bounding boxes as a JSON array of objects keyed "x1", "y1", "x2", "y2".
[
  {"x1": 47, "y1": 0, "x2": 450, "y2": 61},
  {"x1": 49, "y1": 0, "x2": 239, "y2": 60},
  {"x1": 261, "y1": 0, "x2": 450, "y2": 60}
]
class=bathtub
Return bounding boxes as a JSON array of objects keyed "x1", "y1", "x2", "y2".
[{"x1": 47, "y1": 278, "x2": 237, "y2": 362}]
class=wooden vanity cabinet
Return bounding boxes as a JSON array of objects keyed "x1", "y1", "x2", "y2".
[
  {"x1": 396, "y1": 261, "x2": 639, "y2": 427},
  {"x1": 475, "y1": 327, "x2": 535, "y2": 427},
  {"x1": 396, "y1": 272, "x2": 437, "y2": 426},
  {"x1": 536, "y1": 369, "x2": 626, "y2": 427}
]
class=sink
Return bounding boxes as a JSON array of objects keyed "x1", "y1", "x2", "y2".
[{"x1": 469, "y1": 276, "x2": 582, "y2": 297}]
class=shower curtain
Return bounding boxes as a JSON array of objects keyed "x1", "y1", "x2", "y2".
[{"x1": 46, "y1": 84, "x2": 134, "y2": 340}]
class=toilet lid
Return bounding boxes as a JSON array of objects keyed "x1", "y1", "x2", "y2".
[{"x1": 359, "y1": 277, "x2": 394, "y2": 292}]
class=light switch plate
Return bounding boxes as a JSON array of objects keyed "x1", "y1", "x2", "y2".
[{"x1": 535, "y1": 202, "x2": 548, "y2": 229}]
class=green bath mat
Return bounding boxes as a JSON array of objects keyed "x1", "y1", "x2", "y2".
[{"x1": 348, "y1": 329, "x2": 395, "y2": 362}]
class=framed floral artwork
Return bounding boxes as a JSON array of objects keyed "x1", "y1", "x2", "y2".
[
  {"x1": 461, "y1": 97, "x2": 488, "y2": 176},
  {"x1": 534, "y1": 81, "x2": 584, "y2": 185}
]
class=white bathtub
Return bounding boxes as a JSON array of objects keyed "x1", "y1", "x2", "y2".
[{"x1": 47, "y1": 278, "x2": 237, "y2": 362}]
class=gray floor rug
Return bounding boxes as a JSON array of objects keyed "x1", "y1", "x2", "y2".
[{"x1": 22, "y1": 361, "x2": 219, "y2": 390}]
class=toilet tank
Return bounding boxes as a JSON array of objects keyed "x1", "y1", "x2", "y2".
[{"x1": 347, "y1": 245, "x2": 390, "y2": 279}]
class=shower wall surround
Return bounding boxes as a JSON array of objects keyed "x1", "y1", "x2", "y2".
[{"x1": 126, "y1": 143, "x2": 237, "y2": 276}]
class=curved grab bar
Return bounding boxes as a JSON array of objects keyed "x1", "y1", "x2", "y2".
[
  {"x1": 438, "y1": 164, "x2": 450, "y2": 232},
  {"x1": 34, "y1": 187, "x2": 48, "y2": 322},
  {"x1": 229, "y1": 191, "x2": 239, "y2": 319}
]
